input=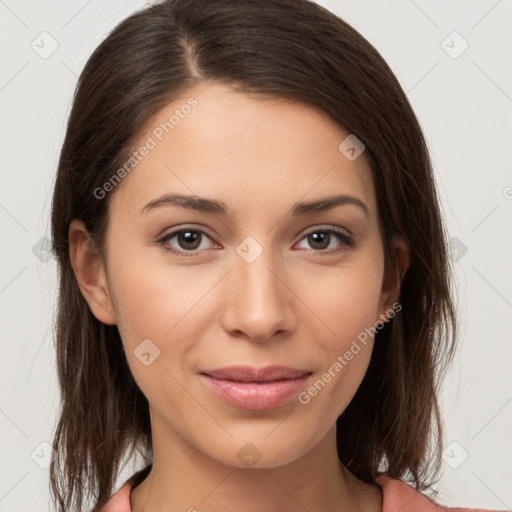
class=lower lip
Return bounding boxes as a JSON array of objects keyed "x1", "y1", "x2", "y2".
[{"x1": 200, "y1": 373, "x2": 311, "y2": 410}]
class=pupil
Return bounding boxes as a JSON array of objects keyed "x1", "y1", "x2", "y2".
[
  {"x1": 309, "y1": 232, "x2": 329, "y2": 250},
  {"x1": 179, "y1": 231, "x2": 200, "y2": 250}
]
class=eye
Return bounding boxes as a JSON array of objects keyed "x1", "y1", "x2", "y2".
[
  {"x1": 295, "y1": 228, "x2": 355, "y2": 255},
  {"x1": 156, "y1": 226, "x2": 355, "y2": 258},
  {"x1": 156, "y1": 228, "x2": 216, "y2": 257}
]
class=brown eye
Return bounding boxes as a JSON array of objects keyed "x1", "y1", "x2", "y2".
[
  {"x1": 157, "y1": 228, "x2": 216, "y2": 257},
  {"x1": 295, "y1": 228, "x2": 355, "y2": 255},
  {"x1": 306, "y1": 232, "x2": 330, "y2": 250},
  {"x1": 174, "y1": 230, "x2": 202, "y2": 251}
]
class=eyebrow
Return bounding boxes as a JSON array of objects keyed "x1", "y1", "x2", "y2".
[{"x1": 138, "y1": 193, "x2": 370, "y2": 219}]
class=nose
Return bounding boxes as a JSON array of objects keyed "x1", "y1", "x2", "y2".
[{"x1": 220, "y1": 247, "x2": 296, "y2": 343}]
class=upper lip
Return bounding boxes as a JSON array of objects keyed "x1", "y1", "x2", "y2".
[{"x1": 201, "y1": 365, "x2": 312, "y2": 383}]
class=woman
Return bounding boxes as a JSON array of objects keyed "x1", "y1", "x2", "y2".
[{"x1": 49, "y1": 0, "x2": 502, "y2": 511}]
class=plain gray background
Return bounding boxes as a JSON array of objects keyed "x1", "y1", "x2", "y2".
[{"x1": 1, "y1": 0, "x2": 511, "y2": 510}]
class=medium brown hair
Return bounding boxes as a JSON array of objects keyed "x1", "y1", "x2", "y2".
[{"x1": 49, "y1": 0, "x2": 458, "y2": 510}]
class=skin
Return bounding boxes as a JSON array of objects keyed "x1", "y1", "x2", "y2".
[{"x1": 69, "y1": 81, "x2": 410, "y2": 512}]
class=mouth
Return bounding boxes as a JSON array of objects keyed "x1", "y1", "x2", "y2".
[
  {"x1": 200, "y1": 365, "x2": 312, "y2": 383},
  {"x1": 199, "y1": 365, "x2": 313, "y2": 410}
]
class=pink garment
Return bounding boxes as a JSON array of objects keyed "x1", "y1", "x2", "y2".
[{"x1": 100, "y1": 470, "x2": 506, "y2": 512}]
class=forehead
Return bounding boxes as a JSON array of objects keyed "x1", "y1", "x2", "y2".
[{"x1": 109, "y1": 82, "x2": 377, "y2": 222}]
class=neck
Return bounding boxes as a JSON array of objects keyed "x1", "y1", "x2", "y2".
[{"x1": 129, "y1": 411, "x2": 382, "y2": 512}]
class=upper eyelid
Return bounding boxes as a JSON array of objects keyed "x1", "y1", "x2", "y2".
[
  {"x1": 159, "y1": 225, "x2": 216, "y2": 243},
  {"x1": 161, "y1": 224, "x2": 350, "y2": 236},
  {"x1": 300, "y1": 225, "x2": 351, "y2": 236}
]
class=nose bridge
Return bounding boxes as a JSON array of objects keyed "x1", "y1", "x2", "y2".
[
  {"x1": 221, "y1": 235, "x2": 294, "y2": 341},
  {"x1": 236, "y1": 242, "x2": 280, "y2": 302}
]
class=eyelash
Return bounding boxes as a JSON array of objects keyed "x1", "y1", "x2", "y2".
[{"x1": 156, "y1": 227, "x2": 355, "y2": 258}]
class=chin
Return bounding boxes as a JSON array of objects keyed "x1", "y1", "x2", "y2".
[{"x1": 203, "y1": 432, "x2": 313, "y2": 470}]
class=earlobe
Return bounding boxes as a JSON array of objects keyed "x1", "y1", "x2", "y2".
[
  {"x1": 68, "y1": 219, "x2": 117, "y2": 325},
  {"x1": 376, "y1": 233, "x2": 410, "y2": 325}
]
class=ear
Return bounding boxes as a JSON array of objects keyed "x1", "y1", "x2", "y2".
[
  {"x1": 376, "y1": 233, "x2": 410, "y2": 326},
  {"x1": 68, "y1": 219, "x2": 117, "y2": 325}
]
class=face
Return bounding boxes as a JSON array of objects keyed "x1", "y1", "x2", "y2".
[{"x1": 72, "y1": 82, "x2": 406, "y2": 469}]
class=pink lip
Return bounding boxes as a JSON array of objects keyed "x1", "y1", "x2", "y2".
[{"x1": 199, "y1": 365, "x2": 312, "y2": 410}]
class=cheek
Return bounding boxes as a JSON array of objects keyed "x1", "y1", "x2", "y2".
[
  {"x1": 106, "y1": 242, "x2": 227, "y2": 402},
  {"x1": 299, "y1": 261, "x2": 383, "y2": 411},
  {"x1": 303, "y1": 256, "x2": 384, "y2": 336},
  {"x1": 108, "y1": 244, "x2": 211, "y2": 343},
  {"x1": 299, "y1": 310, "x2": 377, "y2": 423},
  {"x1": 107, "y1": 250, "x2": 205, "y2": 404}
]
